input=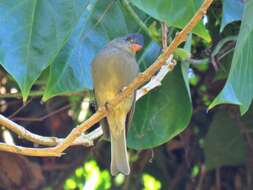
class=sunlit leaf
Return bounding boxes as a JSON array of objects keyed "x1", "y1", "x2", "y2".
[
  {"x1": 142, "y1": 173, "x2": 161, "y2": 190},
  {"x1": 128, "y1": 42, "x2": 192, "y2": 149},
  {"x1": 209, "y1": 0, "x2": 253, "y2": 114},
  {"x1": 42, "y1": 0, "x2": 141, "y2": 100},
  {"x1": 65, "y1": 178, "x2": 77, "y2": 190},
  {"x1": 0, "y1": 0, "x2": 90, "y2": 100}
]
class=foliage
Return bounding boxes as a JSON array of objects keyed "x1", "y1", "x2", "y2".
[
  {"x1": 129, "y1": 0, "x2": 210, "y2": 41},
  {"x1": 128, "y1": 42, "x2": 192, "y2": 149},
  {"x1": 203, "y1": 110, "x2": 246, "y2": 170},
  {"x1": 209, "y1": 0, "x2": 253, "y2": 114},
  {"x1": 142, "y1": 174, "x2": 161, "y2": 190},
  {"x1": 63, "y1": 160, "x2": 161, "y2": 190},
  {"x1": 1, "y1": 0, "x2": 253, "y2": 189},
  {"x1": 64, "y1": 160, "x2": 111, "y2": 190}
]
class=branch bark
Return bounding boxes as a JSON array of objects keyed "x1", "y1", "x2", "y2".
[
  {"x1": 53, "y1": 0, "x2": 213, "y2": 154},
  {"x1": 0, "y1": 0, "x2": 214, "y2": 157},
  {"x1": 0, "y1": 57, "x2": 174, "y2": 155},
  {"x1": 0, "y1": 114, "x2": 101, "y2": 147}
]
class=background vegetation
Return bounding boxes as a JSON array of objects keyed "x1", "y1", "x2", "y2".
[{"x1": 0, "y1": 0, "x2": 252, "y2": 189}]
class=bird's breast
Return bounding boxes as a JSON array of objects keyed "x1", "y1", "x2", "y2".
[{"x1": 92, "y1": 48, "x2": 138, "y2": 106}]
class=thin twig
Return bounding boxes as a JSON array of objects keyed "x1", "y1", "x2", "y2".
[
  {"x1": 81, "y1": 0, "x2": 116, "y2": 41},
  {"x1": 0, "y1": 59, "x2": 174, "y2": 153},
  {"x1": 0, "y1": 0, "x2": 214, "y2": 157},
  {"x1": 217, "y1": 47, "x2": 235, "y2": 61},
  {"x1": 216, "y1": 168, "x2": 221, "y2": 190},
  {"x1": 196, "y1": 165, "x2": 206, "y2": 190},
  {"x1": 122, "y1": 0, "x2": 154, "y2": 40},
  {"x1": 0, "y1": 91, "x2": 43, "y2": 99},
  {"x1": 0, "y1": 91, "x2": 87, "y2": 99},
  {"x1": 0, "y1": 114, "x2": 98, "y2": 147},
  {"x1": 136, "y1": 56, "x2": 175, "y2": 100},
  {"x1": 211, "y1": 35, "x2": 237, "y2": 57},
  {"x1": 161, "y1": 22, "x2": 168, "y2": 50},
  {"x1": 12, "y1": 104, "x2": 70, "y2": 122},
  {"x1": 52, "y1": 0, "x2": 214, "y2": 155},
  {"x1": 8, "y1": 98, "x2": 33, "y2": 119}
]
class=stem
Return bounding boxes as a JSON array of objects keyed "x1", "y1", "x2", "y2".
[
  {"x1": 211, "y1": 35, "x2": 237, "y2": 57},
  {"x1": 161, "y1": 22, "x2": 168, "y2": 49},
  {"x1": 122, "y1": 0, "x2": 153, "y2": 39},
  {"x1": 0, "y1": 91, "x2": 44, "y2": 99},
  {"x1": 0, "y1": 0, "x2": 214, "y2": 157}
]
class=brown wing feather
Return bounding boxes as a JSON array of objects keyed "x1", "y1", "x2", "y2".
[
  {"x1": 93, "y1": 90, "x2": 110, "y2": 140},
  {"x1": 97, "y1": 92, "x2": 136, "y2": 140},
  {"x1": 125, "y1": 92, "x2": 136, "y2": 137},
  {"x1": 101, "y1": 118, "x2": 110, "y2": 140}
]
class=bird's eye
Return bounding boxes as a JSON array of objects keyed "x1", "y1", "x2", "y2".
[{"x1": 126, "y1": 37, "x2": 134, "y2": 43}]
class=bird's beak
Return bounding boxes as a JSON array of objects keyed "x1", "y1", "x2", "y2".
[{"x1": 130, "y1": 43, "x2": 143, "y2": 53}]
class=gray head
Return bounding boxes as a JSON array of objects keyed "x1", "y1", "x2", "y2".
[{"x1": 108, "y1": 33, "x2": 144, "y2": 53}]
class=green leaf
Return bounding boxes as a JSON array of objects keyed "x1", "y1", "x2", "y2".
[
  {"x1": 181, "y1": 34, "x2": 192, "y2": 99},
  {"x1": 42, "y1": 0, "x2": 141, "y2": 100},
  {"x1": 214, "y1": 51, "x2": 233, "y2": 81},
  {"x1": 129, "y1": 0, "x2": 210, "y2": 42},
  {"x1": 209, "y1": 0, "x2": 253, "y2": 114},
  {"x1": 221, "y1": 0, "x2": 245, "y2": 31},
  {"x1": 174, "y1": 48, "x2": 191, "y2": 61},
  {"x1": 0, "y1": 0, "x2": 89, "y2": 100},
  {"x1": 128, "y1": 42, "x2": 192, "y2": 149},
  {"x1": 203, "y1": 110, "x2": 246, "y2": 171}
]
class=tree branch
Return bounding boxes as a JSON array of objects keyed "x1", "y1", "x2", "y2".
[
  {"x1": 0, "y1": 57, "x2": 175, "y2": 155},
  {"x1": 0, "y1": 143, "x2": 61, "y2": 156},
  {"x1": 0, "y1": 114, "x2": 96, "y2": 147},
  {"x1": 136, "y1": 55, "x2": 175, "y2": 100},
  {"x1": 53, "y1": 0, "x2": 214, "y2": 154},
  {"x1": 0, "y1": 0, "x2": 214, "y2": 156}
]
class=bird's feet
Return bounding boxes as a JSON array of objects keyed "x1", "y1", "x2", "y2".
[{"x1": 105, "y1": 101, "x2": 113, "y2": 112}]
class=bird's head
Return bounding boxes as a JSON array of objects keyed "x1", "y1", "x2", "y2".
[{"x1": 109, "y1": 33, "x2": 144, "y2": 54}]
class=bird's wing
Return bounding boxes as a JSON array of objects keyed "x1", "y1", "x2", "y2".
[
  {"x1": 96, "y1": 92, "x2": 136, "y2": 140},
  {"x1": 125, "y1": 91, "x2": 136, "y2": 137},
  {"x1": 101, "y1": 118, "x2": 110, "y2": 140},
  {"x1": 101, "y1": 93, "x2": 136, "y2": 141},
  {"x1": 92, "y1": 89, "x2": 111, "y2": 141}
]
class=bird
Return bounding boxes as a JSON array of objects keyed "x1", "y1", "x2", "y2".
[{"x1": 91, "y1": 33, "x2": 144, "y2": 175}]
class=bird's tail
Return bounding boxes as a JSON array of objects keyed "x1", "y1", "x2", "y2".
[{"x1": 110, "y1": 128, "x2": 130, "y2": 176}]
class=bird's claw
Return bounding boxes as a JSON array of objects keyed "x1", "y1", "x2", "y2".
[{"x1": 105, "y1": 101, "x2": 113, "y2": 112}]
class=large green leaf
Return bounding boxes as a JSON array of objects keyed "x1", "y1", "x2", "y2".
[
  {"x1": 209, "y1": 0, "x2": 253, "y2": 114},
  {"x1": 128, "y1": 42, "x2": 192, "y2": 149},
  {"x1": 220, "y1": 0, "x2": 244, "y2": 31},
  {"x1": 203, "y1": 110, "x2": 246, "y2": 171},
  {"x1": 42, "y1": 0, "x2": 142, "y2": 100},
  {"x1": 0, "y1": 0, "x2": 89, "y2": 100},
  {"x1": 129, "y1": 0, "x2": 210, "y2": 42},
  {"x1": 181, "y1": 34, "x2": 192, "y2": 99}
]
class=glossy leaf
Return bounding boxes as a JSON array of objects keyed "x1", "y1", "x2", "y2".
[
  {"x1": 203, "y1": 110, "x2": 246, "y2": 171},
  {"x1": 209, "y1": 0, "x2": 253, "y2": 114},
  {"x1": 181, "y1": 34, "x2": 192, "y2": 99},
  {"x1": 129, "y1": 0, "x2": 210, "y2": 42},
  {"x1": 43, "y1": 1, "x2": 141, "y2": 100},
  {"x1": 0, "y1": 0, "x2": 89, "y2": 100},
  {"x1": 128, "y1": 42, "x2": 192, "y2": 149},
  {"x1": 174, "y1": 48, "x2": 191, "y2": 61},
  {"x1": 221, "y1": 0, "x2": 244, "y2": 31}
]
